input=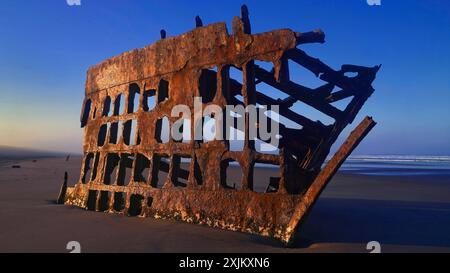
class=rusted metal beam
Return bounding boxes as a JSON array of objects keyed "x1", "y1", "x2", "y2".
[
  {"x1": 195, "y1": 16, "x2": 203, "y2": 28},
  {"x1": 283, "y1": 116, "x2": 376, "y2": 244},
  {"x1": 228, "y1": 78, "x2": 328, "y2": 132},
  {"x1": 295, "y1": 29, "x2": 325, "y2": 45},
  {"x1": 160, "y1": 29, "x2": 166, "y2": 39},
  {"x1": 56, "y1": 172, "x2": 68, "y2": 204},
  {"x1": 253, "y1": 66, "x2": 344, "y2": 120}
]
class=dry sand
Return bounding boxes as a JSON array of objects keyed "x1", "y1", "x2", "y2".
[{"x1": 0, "y1": 156, "x2": 449, "y2": 253}]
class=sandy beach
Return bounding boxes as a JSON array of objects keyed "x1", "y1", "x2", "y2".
[{"x1": 0, "y1": 156, "x2": 449, "y2": 253}]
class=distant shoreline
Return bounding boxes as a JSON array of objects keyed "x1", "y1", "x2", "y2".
[
  {"x1": 0, "y1": 155, "x2": 66, "y2": 167},
  {"x1": 0, "y1": 146, "x2": 80, "y2": 165}
]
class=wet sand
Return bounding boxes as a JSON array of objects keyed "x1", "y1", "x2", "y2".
[{"x1": 0, "y1": 156, "x2": 449, "y2": 253}]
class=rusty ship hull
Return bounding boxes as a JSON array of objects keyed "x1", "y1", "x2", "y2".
[{"x1": 61, "y1": 7, "x2": 379, "y2": 245}]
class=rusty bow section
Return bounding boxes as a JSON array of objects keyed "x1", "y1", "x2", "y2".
[{"x1": 62, "y1": 6, "x2": 379, "y2": 245}]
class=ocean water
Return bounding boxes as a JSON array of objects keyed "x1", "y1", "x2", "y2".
[
  {"x1": 255, "y1": 155, "x2": 450, "y2": 177},
  {"x1": 339, "y1": 155, "x2": 450, "y2": 176}
]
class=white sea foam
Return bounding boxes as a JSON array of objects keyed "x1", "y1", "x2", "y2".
[{"x1": 346, "y1": 155, "x2": 450, "y2": 163}]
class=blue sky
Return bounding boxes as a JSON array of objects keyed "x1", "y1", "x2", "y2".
[{"x1": 0, "y1": 0, "x2": 449, "y2": 155}]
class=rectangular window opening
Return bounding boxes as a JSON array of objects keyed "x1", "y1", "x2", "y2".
[
  {"x1": 104, "y1": 153, "x2": 120, "y2": 185},
  {"x1": 150, "y1": 155, "x2": 170, "y2": 188},
  {"x1": 143, "y1": 89, "x2": 156, "y2": 111},
  {"x1": 253, "y1": 162, "x2": 280, "y2": 193},
  {"x1": 171, "y1": 156, "x2": 190, "y2": 188},
  {"x1": 102, "y1": 96, "x2": 112, "y2": 117},
  {"x1": 90, "y1": 152, "x2": 101, "y2": 181},
  {"x1": 81, "y1": 153, "x2": 94, "y2": 184},
  {"x1": 117, "y1": 154, "x2": 134, "y2": 186},
  {"x1": 98, "y1": 123, "x2": 108, "y2": 147},
  {"x1": 97, "y1": 191, "x2": 110, "y2": 212},
  {"x1": 128, "y1": 83, "x2": 141, "y2": 113},
  {"x1": 114, "y1": 94, "x2": 125, "y2": 116},
  {"x1": 157, "y1": 79, "x2": 169, "y2": 103},
  {"x1": 220, "y1": 159, "x2": 243, "y2": 190},
  {"x1": 172, "y1": 118, "x2": 191, "y2": 143},
  {"x1": 123, "y1": 119, "x2": 138, "y2": 146},
  {"x1": 227, "y1": 66, "x2": 244, "y2": 105},
  {"x1": 86, "y1": 190, "x2": 97, "y2": 211},
  {"x1": 113, "y1": 192, "x2": 125, "y2": 212},
  {"x1": 199, "y1": 68, "x2": 217, "y2": 103},
  {"x1": 155, "y1": 117, "x2": 170, "y2": 143},
  {"x1": 128, "y1": 194, "x2": 144, "y2": 216},
  {"x1": 133, "y1": 154, "x2": 151, "y2": 184}
]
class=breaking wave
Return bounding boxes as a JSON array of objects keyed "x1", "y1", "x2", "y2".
[{"x1": 346, "y1": 155, "x2": 450, "y2": 163}]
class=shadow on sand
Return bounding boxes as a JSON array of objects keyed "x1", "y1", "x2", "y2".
[{"x1": 290, "y1": 198, "x2": 450, "y2": 248}]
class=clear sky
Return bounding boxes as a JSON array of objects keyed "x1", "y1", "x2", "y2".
[{"x1": 0, "y1": 0, "x2": 449, "y2": 155}]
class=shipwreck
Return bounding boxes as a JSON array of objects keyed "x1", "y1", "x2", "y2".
[{"x1": 58, "y1": 5, "x2": 379, "y2": 245}]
